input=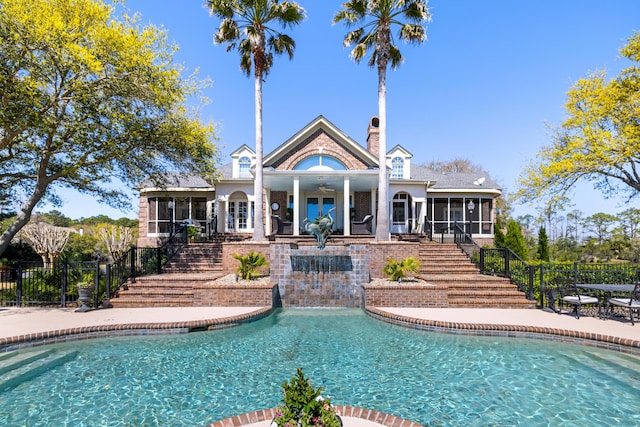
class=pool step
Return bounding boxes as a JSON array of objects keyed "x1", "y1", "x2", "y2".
[
  {"x1": 0, "y1": 348, "x2": 78, "y2": 392},
  {"x1": 557, "y1": 349, "x2": 640, "y2": 393}
]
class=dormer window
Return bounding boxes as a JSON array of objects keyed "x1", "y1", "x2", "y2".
[
  {"x1": 391, "y1": 157, "x2": 404, "y2": 179},
  {"x1": 239, "y1": 156, "x2": 251, "y2": 178}
]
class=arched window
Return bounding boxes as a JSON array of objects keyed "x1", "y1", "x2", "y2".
[
  {"x1": 293, "y1": 155, "x2": 347, "y2": 171},
  {"x1": 391, "y1": 157, "x2": 404, "y2": 178},
  {"x1": 239, "y1": 156, "x2": 251, "y2": 178}
]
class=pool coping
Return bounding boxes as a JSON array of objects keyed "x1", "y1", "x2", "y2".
[
  {"x1": 0, "y1": 307, "x2": 273, "y2": 352},
  {"x1": 205, "y1": 406, "x2": 422, "y2": 427},
  {"x1": 366, "y1": 307, "x2": 640, "y2": 356}
]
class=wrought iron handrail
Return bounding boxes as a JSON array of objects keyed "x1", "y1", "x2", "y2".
[{"x1": 480, "y1": 247, "x2": 535, "y2": 299}]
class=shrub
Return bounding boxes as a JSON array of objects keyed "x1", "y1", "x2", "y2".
[
  {"x1": 273, "y1": 368, "x2": 341, "y2": 427},
  {"x1": 383, "y1": 256, "x2": 420, "y2": 282},
  {"x1": 233, "y1": 251, "x2": 268, "y2": 280}
]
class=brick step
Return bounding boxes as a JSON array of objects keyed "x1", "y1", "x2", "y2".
[
  {"x1": 128, "y1": 273, "x2": 222, "y2": 282},
  {"x1": 445, "y1": 283, "x2": 520, "y2": 290},
  {"x1": 418, "y1": 252, "x2": 469, "y2": 262},
  {"x1": 447, "y1": 289, "x2": 526, "y2": 298},
  {"x1": 422, "y1": 274, "x2": 511, "y2": 283},
  {"x1": 420, "y1": 266, "x2": 479, "y2": 274},
  {"x1": 447, "y1": 299, "x2": 537, "y2": 309},
  {"x1": 419, "y1": 248, "x2": 460, "y2": 253},
  {"x1": 110, "y1": 297, "x2": 194, "y2": 308},
  {"x1": 164, "y1": 265, "x2": 223, "y2": 273},
  {"x1": 169, "y1": 251, "x2": 222, "y2": 257},
  {"x1": 119, "y1": 288, "x2": 194, "y2": 296}
]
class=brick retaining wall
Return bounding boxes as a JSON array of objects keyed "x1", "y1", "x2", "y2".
[
  {"x1": 363, "y1": 283, "x2": 449, "y2": 308},
  {"x1": 192, "y1": 282, "x2": 278, "y2": 307}
]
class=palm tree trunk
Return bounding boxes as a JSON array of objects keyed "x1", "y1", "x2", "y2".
[
  {"x1": 253, "y1": 73, "x2": 266, "y2": 241},
  {"x1": 376, "y1": 63, "x2": 390, "y2": 241}
]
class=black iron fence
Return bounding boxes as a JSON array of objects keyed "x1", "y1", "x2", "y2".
[
  {"x1": 469, "y1": 244, "x2": 639, "y2": 306},
  {"x1": 0, "y1": 225, "x2": 188, "y2": 307}
]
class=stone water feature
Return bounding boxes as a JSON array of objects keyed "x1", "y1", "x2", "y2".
[{"x1": 270, "y1": 243, "x2": 369, "y2": 308}]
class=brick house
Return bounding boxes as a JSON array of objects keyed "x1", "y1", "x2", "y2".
[{"x1": 136, "y1": 115, "x2": 501, "y2": 247}]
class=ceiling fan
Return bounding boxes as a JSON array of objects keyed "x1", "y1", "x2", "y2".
[{"x1": 318, "y1": 184, "x2": 335, "y2": 193}]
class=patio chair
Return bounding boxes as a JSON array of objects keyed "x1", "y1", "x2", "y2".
[
  {"x1": 557, "y1": 277, "x2": 601, "y2": 319},
  {"x1": 272, "y1": 215, "x2": 293, "y2": 235},
  {"x1": 351, "y1": 214, "x2": 373, "y2": 235},
  {"x1": 607, "y1": 283, "x2": 640, "y2": 325}
]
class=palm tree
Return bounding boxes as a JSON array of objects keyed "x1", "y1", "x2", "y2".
[
  {"x1": 334, "y1": 0, "x2": 430, "y2": 241},
  {"x1": 208, "y1": 0, "x2": 305, "y2": 241}
]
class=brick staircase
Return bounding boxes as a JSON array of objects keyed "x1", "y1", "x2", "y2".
[
  {"x1": 111, "y1": 242, "x2": 225, "y2": 308},
  {"x1": 111, "y1": 238, "x2": 535, "y2": 309},
  {"x1": 417, "y1": 241, "x2": 535, "y2": 308}
]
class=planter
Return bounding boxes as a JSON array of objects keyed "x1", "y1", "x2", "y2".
[{"x1": 75, "y1": 285, "x2": 93, "y2": 312}]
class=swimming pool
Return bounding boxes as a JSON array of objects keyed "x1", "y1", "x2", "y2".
[{"x1": 1, "y1": 309, "x2": 639, "y2": 426}]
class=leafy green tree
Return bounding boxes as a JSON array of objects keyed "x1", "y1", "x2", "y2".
[
  {"x1": 518, "y1": 31, "x2": 640, "y2": 206},
  {"x1": 504, "y1": 219, "x2": 528, "y2": 260},
  {"x1": 618, "y1": 207, "x2": 640, "y2": 239},
  {"x1": 40, "y1": 210, "x2": 71, "y2": 227},
  {"x1": 536, "y1": 226, "x2": 550, "y2": 261},
  {"x1": 566, "y1": 209, "x2": 583, "y2": 243},
  {"x1": 584, "y1": 212, "x2": 617, "y2": 246},
  {"x1": 0, "y1": 0, "x2": 218, "y2": 256},
  {"x1": 494, "y1": 226, "x2": 506, "y2": 248},
  {"x1": 334, "y1": 0, "x2": 431, "y2": 241},
  {"x1": 207, "y1": 0, "x2": 305, "y2": 241}
]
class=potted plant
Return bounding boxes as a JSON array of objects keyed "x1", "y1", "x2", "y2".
[
  {"x1": 75, "y1": 274, "x2": 94, "y2": 312},
  {"x1": 272, "y1": 368, "x2": 342, "y2": 427},
  {"x1": 186, "y1": 225, "x2": 198, "y2": 241}
]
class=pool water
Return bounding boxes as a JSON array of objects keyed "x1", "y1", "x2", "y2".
[{"x1": 1, "y1": 309, "x2": 639, "y2": 426}]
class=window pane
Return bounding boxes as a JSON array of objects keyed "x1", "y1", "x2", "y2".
[
  {"x1": 176, "y1": 198, "x2": 189, "y2": 221},
  {"x1": 148, "y1": 198, "x2": 157, "y2": 221},
  {"x1": 433, "y1": 199, "x2": 447, "y2": 221},
  {"x1": 193, "y1": 198, "x2": 207, "y2": 221},
  {"x1": 450, "y1": 198, "x2": 463, "y2": 222},
  {"x1": 239, "y1": 156, "x2": 251, "y2": 177},
  {"x1": 158, "y1": 198, "x2": 171, "y2": 220}
]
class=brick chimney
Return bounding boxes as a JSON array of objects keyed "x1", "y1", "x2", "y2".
[{"x1": 367, "y1": 116, "x2": 380, "y2": 156}]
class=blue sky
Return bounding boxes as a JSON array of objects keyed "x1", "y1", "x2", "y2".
[{"x1": 39, "y1": 0, "x2": 640, "y2": 220}]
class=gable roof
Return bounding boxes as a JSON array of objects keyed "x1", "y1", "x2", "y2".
[{"x1": 263, "y1": 115, "x2": 378, "y2": 168}]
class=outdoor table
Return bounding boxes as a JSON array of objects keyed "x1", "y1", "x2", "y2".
[{"x1": 576, "y1": 284, "x2": 637, "y2": 319}]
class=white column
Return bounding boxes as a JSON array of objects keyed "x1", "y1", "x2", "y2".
[
  {"x1": 293, "y1": 177, "x2": 300, "y2": 236},
  {"x1": 370, "y1": 187, "x2": 377, "y2": 235},
  {"x1": 265, "y1": 190, "x2": 272, "y2": 235},
  {"x1": 343, "y1": 177, "x2": 351, "y2": 236}
]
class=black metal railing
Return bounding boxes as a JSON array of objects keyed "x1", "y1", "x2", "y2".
[
  {"x1": 0, "y1": 223, "x2": 192, "y2": 307},
  {"x1": 480, "y1": 248, "x2": 536, "y2": 299},
  {"x1": 0, "y1": 260, "x2": 104, "y2": 307}
]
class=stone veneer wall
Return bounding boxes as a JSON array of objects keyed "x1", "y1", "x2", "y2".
[
  {"x1": 270, "y1": 243, "x2": 369, "y2": 308},
  {"x1": 363, "y1": 283, "x2": 449, "y2": 307}
]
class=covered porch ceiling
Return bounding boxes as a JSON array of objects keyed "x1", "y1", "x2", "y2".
[{"x1": 263, "y1": 169, "x2": 379, "y2": 192}]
